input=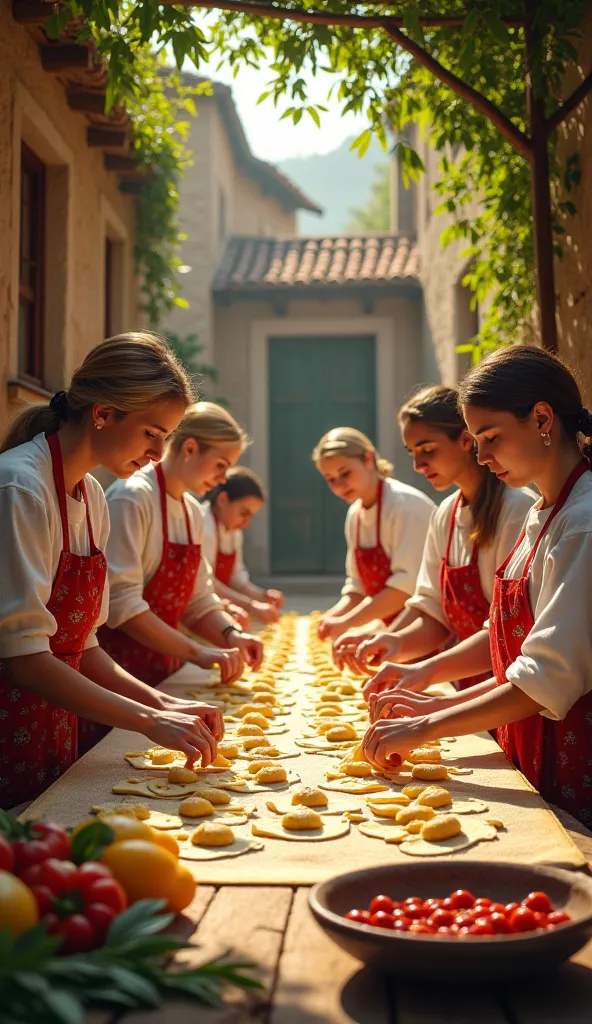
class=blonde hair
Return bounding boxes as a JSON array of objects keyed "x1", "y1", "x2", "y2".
[
  {"x1": 1, "y1": 331, "x2": 194, "y2": 454},
  {"x1": 312, "y1": 427, "x2": 393, "y2": 478},
  {"x1": 170, "y1": 401, "x2": 249, "y2": 454}
]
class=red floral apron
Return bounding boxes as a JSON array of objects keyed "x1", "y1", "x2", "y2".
[
  {"x1": 354, "y1": 479, "x2": 397, "y2": 627},
  {"x1": 214, "y1": 522, "x2": 237, "y2": 586},
  {"x1": 0, "y1": 433, "x2": 106, "y2": 808},
  {"x1": 490, "y1": 461, "x2": 592, "y2": 826},
  {"x1": 440, "y1": 492, "x2": 491, "y2": 691},
  {"x1": 99, "y1": 464, "x2": 201, "y2": 688}
]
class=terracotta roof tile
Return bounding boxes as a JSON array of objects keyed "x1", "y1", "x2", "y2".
[{"x1": 213, "y1": 234, "x2": 419, "y2": 293}]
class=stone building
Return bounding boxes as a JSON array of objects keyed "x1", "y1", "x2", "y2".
[{"x1": 0, "y1": 0, "x2": 142, "y2": 433}]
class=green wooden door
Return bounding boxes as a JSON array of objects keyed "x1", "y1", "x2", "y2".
[{"x1": 269, "y1": 335, "x2": 376, "y2": 574}]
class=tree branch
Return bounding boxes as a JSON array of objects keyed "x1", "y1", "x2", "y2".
[
  {"x1": 546, "y1": 70, "x2": 592, "y2": 135},
  {"x1": 384, "y1": 21, "x2": 532, "y2": 159},
  {"x1": 181, "y1": 1, "x2": 524, "y2": 31}
]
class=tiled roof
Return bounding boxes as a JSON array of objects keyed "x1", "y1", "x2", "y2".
[{"x1": 213, "y1": 234, "x2": 419, "y2": 292}]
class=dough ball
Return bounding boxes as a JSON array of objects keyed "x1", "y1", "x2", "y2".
[
  {"x1": 342, "y1": 761, "x2": 372, "y2": 778},
  {"x1": 416, "y1": 785, "x2": 451, "y2": 809},
  {"x1": 241, "y1": 714, "x2": 270, "y2": 730},
  {"x1": 179, "y1": 797, "x2": 215, "y2": 817},
  {"x1": 237, "y1": 724, "x2": 264, "y2": 737},
  {"x1": 291, "y1": 787, "x2": 328, "y2": 808},
  {"x1": 151, "y1": 749, "x2": 176, "y2": 765},
  {"x1": 338, "y1": 683, "x2": 357, "y2": 696},
  {"x1": 168, "y1": 767, "x2": 199, "y2": 784},
  {"x1": 250, "y1": 746, "x2": 280, "y2": 758},
  {"x1": 420, "y1": 814, "x2": 462, "y2": 841},
  {"x1": 190, "y1": 787, "x2": 231, "y2": 805},
  {"x1": 254, "y1": 766, "x2": 287, "y2": 784},
  {"x1": 402, "y1": 783, "x2": 427, "y2": 799},
  {"x1": 247, "y1": 759, "x2": 277, "y2": 775},
  {"x1": 212, "y1": 753, "x2": 232, "y2": 769},
  {"x1": 253, "y1": 693, "x2": 277, "y2": 706},
  {"x1": 411, "y1": 764, "x2": 448, "y2": 781},
  {"x1": 326, "y1": 723, "x2": 357, "y2": 742},
  {"x1": 315, "y1": 705, "x2": 341, "y2": 717},
  {"x1": 218, "y1": 743, "x2": 240, "y2": 759},
  {"x1": 282, "y1": 808, "x2": 323, "y2": 830},
  {"x1": 407, "y1": 747, "x2": 441, "y2": 764},
  {"x1": 243, "y1": 736, "x2": 271, "y2": 751},
  {"x1": 395, "y1": 804, "x2": 435, "y2": 825},
  {"x1": 191, "y1": 822, "x2": 235, "y2": 847}
]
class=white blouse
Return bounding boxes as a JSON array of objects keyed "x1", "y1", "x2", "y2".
[
  {"x1": 0, "y1": 434, "x2": 110, "y2": 659},
  {"x1": 105, "y1": 465, "x2": 221, "y2": 631},
  {"x1": 201, "y1": 503, "x2": 250, "y2": 589},
  {"x1": 406, "y1": 486, "x2": 536, "y2": 627},
  {"x1": 499, "y1": 470, "x2": 592, "y2": 721},
  {"x1": 343, "y1": 477, "x2": 436, "y2": 598}
]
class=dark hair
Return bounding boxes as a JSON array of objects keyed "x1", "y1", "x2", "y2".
[
  {"x1": 458, "y1": 345, "x2": 592, "y2": 465},
  {"x1": 399, "y1": 383, "x2": 505, "y2": 548},
  {"x1": 213, "y1": 466, "x2": 266, "y2": 504}
]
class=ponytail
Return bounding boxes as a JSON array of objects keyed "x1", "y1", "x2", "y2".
[
  {"x1": 312, "y1": 427, "x2": 393, "y2": 478},
  {"x1": 399, "y1": 384, "x2": 505, "y2": 548}
]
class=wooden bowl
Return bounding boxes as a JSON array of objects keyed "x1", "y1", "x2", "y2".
[{"x1": 310, "y1": 861, "x2": 592, "y2": 982}]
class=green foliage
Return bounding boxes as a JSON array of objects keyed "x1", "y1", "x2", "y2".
[
  {"x1": 0, "y1": 900, "x2": 261, "y2": 1023},
  {"x1": 166, "y1": 332, "x2": 228, "y2": 405},
  {"x1": 346, "y1": 162, "x2": 391, "y2": 232}
]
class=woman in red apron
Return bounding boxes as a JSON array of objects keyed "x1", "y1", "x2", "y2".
[
  {"x1": 100, "y1": 403, "x2": 264, "y2": 695},
  {"x1": 313, "y1": 427, "x2": 435, "y2": 642},
  {"x1": 0, "y1": 333, "x2": 224, "y2": 809},
  {"x1": 203, "y1": 467, "x2": 284, "y2": 628},
  {"x1": 362, "y1": 346, "x2": 592, "y2": 827},
  {"x1": 341, "y1": 386, "x2": 532, "y2": 691}
]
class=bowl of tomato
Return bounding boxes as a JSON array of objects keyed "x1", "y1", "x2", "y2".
[{"x1": 309, "y1": 861, "x2": 592, "y2": 982}]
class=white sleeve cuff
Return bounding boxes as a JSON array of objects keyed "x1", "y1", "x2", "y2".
[
  {"x1": 106, "y1": 596, "x2": 151, "y2": 631},
  {"x1": 0, "y1": 635, "x2": 51, "y2": 658}
]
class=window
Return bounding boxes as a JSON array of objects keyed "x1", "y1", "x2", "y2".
[
  {"x1": 104, "y1": 238, "x2": 114, "y2": 338},
  {"x1": 18, "y1": 143, "x2": 46, "y2": 382}
]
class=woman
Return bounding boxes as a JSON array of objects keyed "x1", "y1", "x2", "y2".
[
  {"x1": 202, "y1": 467, "x2": 284, "y2": 627},
  {"x1": 313, "y1": 427, "x2": 435, "y2": 641},
  {"x1": 363, "y1": 346, "x2": 592, "y2": 826},
  {"x1": 0, "y1": 333, "x2": 223, "y2": 809},
  {"x1": 335, "y1": 386, "x2": 533, "y2": 685},
  {"x1": 100, "y1": 403, "x2": 264, "y2": 691}
]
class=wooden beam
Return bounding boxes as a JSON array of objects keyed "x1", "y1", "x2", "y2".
[
  {"x1": 68, "y1": 89, "x2": 106, "y2": 115},
  {"x1": 546, "y1": 70, "x2": 592, "y2": 136},
  {"x1": 13, "y1": 0, "x2": 57, "y2": 23},
  {"x1": 87, "y1": 126, "x2": 128, "y2": 148},
  {"x1": 40, "y1": 45, "x2": 91, "y2": 72}
]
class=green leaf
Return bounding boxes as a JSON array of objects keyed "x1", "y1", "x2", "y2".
[
  {"x1": 173, "y1": 296, "x2": 190, "y2": 308},
  {"x1": 350, "y1": 128, "x2": 373, "y2": 158},
  {"x1": 69, "y1": 821, "x2": 115, "y2": 865},
  {"x1": 402, "y1": 8, "x2": 425, "y2": 44},
  {"x1": 307, "y1": 106, "x2": 321, "y2": 128},
  {"x1": 107, "y1": 965, "x2": 161, "y2": 1005},
  {"x1": 105, "y1": 899, "x2": 169, "y2": 948},
  {"x1": 43, "y1": 988, "x2": 85, "y2": 1024},
  {"x1": 483, "y1": 10, "x2": 510, "y2": 43}
]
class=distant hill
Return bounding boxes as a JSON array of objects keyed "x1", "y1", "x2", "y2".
[{"x1": 279, "y1": 135, "x2": 390, "y2": 235}]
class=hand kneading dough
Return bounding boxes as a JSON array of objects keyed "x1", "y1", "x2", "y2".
[
  {"x1": 254, "y1": 765, "x2": 287, "y2": 784},
  {"x1": 251, "y1": 815, "x2": 350, "y2": 842},
  {"x1": 292, "y1": 787, "x2": 328, "y2": 808},
  {"x1": 179, "y1": 797, "x2": 215, "y2": 817},
  {"x1": 401, "y1": 817, "x2": 498, "y2": 857}
]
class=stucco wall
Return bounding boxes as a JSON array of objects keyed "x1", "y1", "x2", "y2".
[{"x1": 0, "y1": 0, "x2": 138, "y2": 431}]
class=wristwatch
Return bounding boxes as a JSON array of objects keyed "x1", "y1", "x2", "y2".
[{"x1": 222, "y1": 623, "x2": 243, "y2": 642}]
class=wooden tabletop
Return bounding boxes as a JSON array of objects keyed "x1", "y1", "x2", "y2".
[{"x1": 89, "y1": 806, "x2": 592, "y2": 1024}]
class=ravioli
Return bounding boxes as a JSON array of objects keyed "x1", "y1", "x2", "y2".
[
  {"x1": 251, "y1": 816, "x2": 350, "y2": 842},
  {"x1": 400, "y1": 817, "x2": 498, "y2": 857}
]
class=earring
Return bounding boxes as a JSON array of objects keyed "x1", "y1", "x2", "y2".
[
  {"x1": 541, "y1": 432, "x2": 551, "y2": 447},
  {"x1": 95, "y1": 422, "x2": 104, "y2": 431}
]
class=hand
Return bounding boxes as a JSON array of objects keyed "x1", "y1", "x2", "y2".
[
  {"x1": 232, "y1": 631, "x2": 264, "y2": 672},
  {"x1": 226, "y1": 603, "x2": 251, "y2": 631},
  {"x1": 362, "y1": 715, "x2": 433, "y2": 772},
  {"x1": 368, "y1": 688, "x2": 445, "y2": 723},
  {"x1": 192, "y1": 646, "x2": 243, "y2": 685},
  {"x1": 317, "y1": 616, "x2": 345, "y2": 642},
  {"x1": 156, "y1": 694, "x2": 224, "y2": 740},
  {"x1": 362, "y1": 662, "x2": 406, "y2": 702},
  {"x1": 251, "y1": 600, "x2": 279, "y2": 625},
  {"x1": 266, "y1": 589, "x2": 284, "y2": 609},
  {"x1": 332, "y1": 630, "x2": 373, "y2": 673},
  {"x1": 356, "y1": 633, "x2": 400, "y2": 673},
  {"x1": 144, "y1": 710, "x2": 218, "y2": 766}
]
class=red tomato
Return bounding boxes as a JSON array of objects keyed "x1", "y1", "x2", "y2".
[
  {"x1": 81, "y1": 877, "x2": 127, "y2": 914},
  {"x1": 77, "y1": 862, "x2": 113, "y2": 887},
  {"x1": 428, "y1": 909, "x2": 455, "y2": 929},
  {"x1": 490, "y1": 912, "x2": 513, "y2": 934},
  {"x1": 404, "y1": 903, "x2": 427, "y2": 921},
  {"x1": 30, "y1": 884, "x2": 55, "y2": 916},
  {"x1": 38, "y1": 859, "x2": 79, "y2": 894},
  {"x1": 454, "y1": 912, "x2": 475, "y2": 928},
  {"x1": 392, "y1": 919, "x2": 410, "y2": 932},
  {"x1": 473, "y1": 897, "x2": 492, "y2": 910},
  {"x1": 19, "y1": 863, "x2": 43, "y2": 888},
  {"x1": 85, "y1": 903, "x2": 118, "y2": 942},
  {"x1": 457, "y1": 926, "x2": 472, "y2": 936},
  {"x1": 409, "y1": 922, "x2": 433, "y2": 934},
  {"x1": 532, "y1": 911, "x2": 548, "y2": 928},
  {"x1": 402, "y1": 897, "x2": 423, "y2": 908},
  {"x1": 547, "y1": 910, "x2": 571, "y2": 926},
  {"x1": 369, "y1": 895, "x2": 396, "y2": 915},
  {"x1": 392, "y1": 908, "x2": 411, "y2": 920},
  {"x1": 487, "y1": 902, "x2": 508, "y2": 916},
  {"x1": 505, "y1": 902, "x2": 520, "y2": 915},
  {"x1": 448, "y1": 924, "x2": 460, "y2": 935},
  {"x1": 449, "y1": 889, "x2": 475, "y2": 910},
  {"x1": 369, "y1": 911, "x2": 395, "y2": 929},
  {"x1": 523, "y1": 891, "x2": 553, "y2": 914},
  {"x1": 59, "y1": 914, "x2": 97, "y2": 954},
  {"x1": 423, "y1": 898, "x2": 443, "y2": 913},
  {"x1": 436, "y1": 926, "x2": 452, "y2": 936},
  {"x1": 12, "y1": 839, "x2": 52, "y2": 873},
  {"x1": 470, "y1": 918, "x2": 495, "y2": 936},
  {"x1": 509, "y1": 907, "x2": 538, "y2": 933},
  {"x1": 441, "y1": 897, "x2": 454, "y2": 910},
  {"x1": 0, "y1": 836, "x2": 15, "y2": 873},
  {"x1": 345, "y1": 909, "x2": 372, "y2": 924},
  {"x1": 33, "y1": 823, "x2": 70, "y2": 860}
]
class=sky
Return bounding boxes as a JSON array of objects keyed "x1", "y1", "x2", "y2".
[{"x1": 196, "y1": 57, "x2": 369, "y2": 162}]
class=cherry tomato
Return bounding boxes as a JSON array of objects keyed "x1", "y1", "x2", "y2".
[
  {"x1": 454, "y1": 912, "x2": 475, "y2": 928},
  {"x1": 436, "y1": 926, "x2": 452, "y2": 936},
  {"x1": 30, "y1": 884, "x2": 55, "y2": 916},
  {"x1": 77, "y1": 862, "x2": 113, "y2": 887},
  {"x1": 38, "y1": 859, "x2": 79, "y2": 894},
  {"x1": 409, "y1": 922, "x2": 433, "y2": 934},
  {"x1": 487, "y1": 902, "x2": 508, "y2": 916},
  {"x1": 473, "y1": 897, "x2": 492, "y2": 910},
  {"x1": 547, "y1": 910, "x2": 571, "y2": 926},
  {"x1": 449, "y1": 889, "x2": 475, "y2": 910},
  {"x1": 345, "y1": 909, "x2": 372, "y2": 924},
  {"x1": 12, "y1": 839, "x2": 52, "y2": 873},
  {"x1": 523, "y1": 891, "x2": 553, "y2": 914},
  {"x1": 402, "y1": 897, "x2": 423, "y2": 908},
  {"x1": 369, "y1": 911, "x2": 395, "y2": 929},
  {"x1": 490, "y1": 912, "x2": 513, "y2": 934},
  {"x1": 369, "y1": 895, "x2": 396, "y2": 915},
  {"x1": 428, "y1": 909, "x2": 455, "y2": 929},
  {"x1": 448, "y1": 924, "x2": 460, "y2": 935},
  {"x1": 392, "y1": 908, "x2": 411, "y2": 920},
  {"x1": 441, "y1": 897, "x2": 455, "y2": 911},
  {"x1": 81, "y1": 877, "x2": 127, "y2": 914},
  {"x1": 404, "y1": 903, "x2": 427, "y2": 921},
  {"x1": 19, "y1": 863, "x2": 43, "y2": 888},
  {"x1": 59, "y1": 914, "x2": 96, "y2": 954},
  {"x1": 457, "y1": 926, "x2": 472, "y2": 936},
  {"x1": 0, "y1": 836, "x2": 15, "y2": 873},
  {"x1": 505, "y1": 902, "x2": 520, "y2": 916},
  {"x1": 509, "y1": 907, "x2": 538, "y2": 933},
  {"x1": 423, "y1": 898, "x2": 443, "y2": 913},
  {"x1": 470, "y1": 918, "x2": 495, "y2": 936},
  {"x1": 392, "y1": 919, "x2": 410, "y2": 932},
  {"x1": 33, "y1": 823, "x2": 70, "y2": 860},
  {"x1": 85, "y1": 903, "x2": 118, "y2": 942}
]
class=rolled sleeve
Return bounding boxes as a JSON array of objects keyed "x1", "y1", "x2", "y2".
[
  {"x1": 405, "y1": 512, "x2": 448, "y2": 626},
  {"x1": 230, "y1": 532, "x2": 250, "y2": 589},
  {"x1": 384, "y1": 499, "x2": 433, "y2": 598},
  {"x1": 181, "y1": 551, "x2": 222, "y2": 625},
  {"x1": 342, "y1": 508, "x2": 364, "y2": 597},
  {"x1": 105, "y1": 496, "x2": 151, "y2": 629},
  {"x1": 505, "y1": 534, "x2": 592, "y2": 720},
  {"x1": 0, "y1": 487, "x2": 55, "y2": 658}
]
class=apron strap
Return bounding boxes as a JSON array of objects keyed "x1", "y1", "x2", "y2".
[
  {"x1": 356, "y1": 477, "x2": 384, "y2": 549},
  {"x1": 155, "y1": 463, "x2": 193, "y2": 545},
  {"x1": 444, "y1": 492, "x2": 463, "y2": 565},
  {"x1": 522, "y1": 460, "x2": 589, "y2": 575},
  {"x1": 78, "y1": 478, "x2": 99, "y2": 554}
]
